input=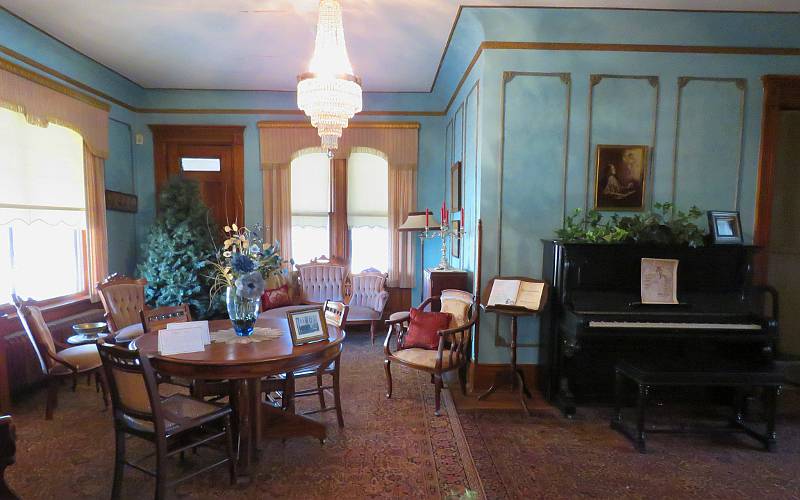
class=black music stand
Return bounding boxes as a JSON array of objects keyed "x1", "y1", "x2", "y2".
[{"x1": 478, "y1": 276, "x2": 549, "y2": 415}]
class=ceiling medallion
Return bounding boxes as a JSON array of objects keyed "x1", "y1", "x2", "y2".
[{"x1": 297, "y1": 0, "x2": 363, "y2": 157}]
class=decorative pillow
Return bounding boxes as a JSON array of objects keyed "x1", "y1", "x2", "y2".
[
  {"x1": 261, "y1": 284, "x2": 291, "y2": 311},
  {"x1": 402, "y1": 308, "x2": 452, "y2": 351},
  {"x1": 441, "y1": 299, "x2": 469, "y2": 330}
]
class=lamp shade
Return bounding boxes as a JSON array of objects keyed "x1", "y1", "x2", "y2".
[{"x1": 398, "y1": 211, "x2": 440, "y2": 232}]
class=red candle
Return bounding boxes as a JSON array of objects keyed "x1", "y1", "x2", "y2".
[
  {"x1": 460, "y1": 207, "x2": 464, "y2": 223},
  {"x1": 425, "y1": 208, "x2": 429, "y2": 228}
]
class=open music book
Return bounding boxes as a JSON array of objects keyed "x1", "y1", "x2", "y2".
[{"x1": 487, "y1": 279, "x2": 545, "y2": 311}]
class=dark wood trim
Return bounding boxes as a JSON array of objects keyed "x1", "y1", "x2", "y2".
[
  {"x1": 330, "y1": 159, "x2": 348, "y2": 263},
  {"x1": 471, "y1": 362, "x2": 537, "y2": 392},
  {"x1": 754, "y1": 75, "x2": 800, "y2": 282},
  {"x1": 149, "y1": 125, "x2": 246, "y2": 225}
]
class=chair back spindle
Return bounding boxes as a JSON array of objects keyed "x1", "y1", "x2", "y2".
[
  {"x1": 141, "y1": 304, "x2": 192, "y2": 333},
  {"x1": 323, "y1": 301, "x2": 349, "y2": 328}
]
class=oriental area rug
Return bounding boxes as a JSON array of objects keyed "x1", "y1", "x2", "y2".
[{"x1": 6, "y1": 334, "x2": 483, "y2": 499}]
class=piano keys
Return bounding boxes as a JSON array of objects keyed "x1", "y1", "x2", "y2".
[{"x1": 539, "y1": 240, "x2": 778, "y2": 417}]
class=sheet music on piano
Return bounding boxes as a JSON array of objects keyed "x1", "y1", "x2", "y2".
[{"x1": 641, "y1": 258, "x2": 679, "y2": 305}]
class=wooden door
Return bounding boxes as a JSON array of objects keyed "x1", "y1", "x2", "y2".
[
  {"x1": 151, "y1": 125, "x2": 245, "y2": 227},
  {"x1": 766, "y1": 111, "x2": 800, "y2": 356},
  {"x1": 755, "y1": 76, "x2": 800, "y2": 357}
]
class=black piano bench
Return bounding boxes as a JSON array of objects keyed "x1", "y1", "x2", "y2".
[{"x1": 610, "y1": 359, "x2": 783, "y2": 453}]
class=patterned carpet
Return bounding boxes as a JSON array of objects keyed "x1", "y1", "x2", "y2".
[
  {"x1": 6, "y1": 333, "x2": 800, "y2": 499},
  {"x1": 460, "y1": 389, "x2": 800, "y2": 499},
  {"x1": 6, "y1": 332, "x2": 482, "y2": 499}
]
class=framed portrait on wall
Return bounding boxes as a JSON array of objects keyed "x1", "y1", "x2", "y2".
[
  {"x1": 593, "y1": 145, "x2": 649, "y2": 211},
  {"x1": 450, "y1": 161, "x2": 462, "y2": 211}
]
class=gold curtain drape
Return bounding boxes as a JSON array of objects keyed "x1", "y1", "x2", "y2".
[
  {"x1": 259, "y1": 123, "x2": 418, "y2": 287},
  {"x1": 388, "y1": 164, "x2": 417, "y2": 288},
  {"x1": 0, "y1": 58, "x2": 110, "y2": 158},
  {"x1": 262, "y1": 163, "x2": 293, "y2": 262},
  {"x1": 83, "y1": 142, "x2": 108, "y2": 302}
]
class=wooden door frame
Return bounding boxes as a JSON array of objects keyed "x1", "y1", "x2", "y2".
[
  {"x1": 149, "y1": 125, "x2": 246, "y2": 224},
  {"x1": 754, "y1": 75, "x2": 800, "y2": 282}
]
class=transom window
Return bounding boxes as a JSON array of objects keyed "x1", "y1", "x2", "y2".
[{"x1": 0, "y1": 107, "x2": 88, "y2": 304}]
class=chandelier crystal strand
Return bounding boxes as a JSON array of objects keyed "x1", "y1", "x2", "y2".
[{"x1": 297, "y1": 0, "x2": 362, "y2": 156}]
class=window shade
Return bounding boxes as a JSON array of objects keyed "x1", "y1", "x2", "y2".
[
  {"x1": 347, "y1": 151, "x2": 388, "y2": 228},
  {"x1": 0, "y1": 107, "x2": 86, "y2": 228},
  {"x1": 291, "y1": 151, "x2": 330, "y2": 217}
]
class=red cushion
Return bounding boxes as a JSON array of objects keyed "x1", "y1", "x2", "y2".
[
  {"x1": 261, "y1": 284, "x2": 291, "y2": 311},
  {"x1": 402, "y1": 308, "x2": 452, "y2": 350}
]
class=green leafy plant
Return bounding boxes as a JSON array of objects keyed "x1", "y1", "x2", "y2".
[
  {"x1": 556, "y1": 202, "x2": 705, "y2": 247},
  {"x1": 137, "y1": 178, "x2": 223, "y2": 319}
]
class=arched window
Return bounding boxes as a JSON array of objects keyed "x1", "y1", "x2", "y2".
[
  {"x1": 290, "y1": 149, "x2": 331, "y2": 266},
  {"x1": 287, "y1": 147, "x2": 389, "y2": 273},
  {"x1": 347, "y1": 149, "x2": 388, "y2": 273}
]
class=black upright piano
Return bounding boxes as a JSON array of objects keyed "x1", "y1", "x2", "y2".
[{"x1": 539, "y1": 240, "x2": 778, "y2": 417}]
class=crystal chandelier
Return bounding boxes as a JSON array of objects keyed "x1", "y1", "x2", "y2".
[{"x1": 297, "y1": 0, "x2": 362, "y2": 156}]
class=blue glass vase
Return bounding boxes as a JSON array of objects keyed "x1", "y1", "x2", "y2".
[{"x1": 226, "y1": 286, "x2": 260, "y2": 336}]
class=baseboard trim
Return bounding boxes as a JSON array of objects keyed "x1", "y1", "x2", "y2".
[{"x1": 469, "y1": 362, "x2": 538, "y2": 392}]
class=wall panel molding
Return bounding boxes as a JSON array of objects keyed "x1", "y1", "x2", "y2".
[
  {"x1": 495, "y1": 71, "x2": 571, "y2": 348},
  {"x1": 671, "y1": 77, "x2": 747, "y2": 211},
  {"x1": 584, "y1": 74, "x2": 660, "y2": 212}
]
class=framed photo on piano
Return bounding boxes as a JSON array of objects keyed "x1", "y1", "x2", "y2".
[{"x1": 708, "y1": 211, "x2": 743, "y2": 245}]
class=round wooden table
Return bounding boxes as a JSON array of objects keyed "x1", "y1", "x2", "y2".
[{"x1": 132, "y1": 317, "x2": 345, "y2": 477}]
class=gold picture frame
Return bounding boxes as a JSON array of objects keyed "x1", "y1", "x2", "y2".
[
  {"x1": 450, "y1": 161, "x2": 462, "y2": 211},
  {"x1": 451, "y1": 220, "x2": 461, "y2": 258},
  {"x1": 286, "y1": 307, "x2": 328, "y2": 345},
  {"x1": 593, "y1": 145, "x2": 649, "y2": 211}
]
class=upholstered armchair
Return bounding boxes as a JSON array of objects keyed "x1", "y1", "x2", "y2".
[
  {"x1": 96, "y1": 274, "x2": 147, "y2": 342},
  {"x1": 296, "y1": 256, "x2": 348, "y2": 304},
  {"x1": 347, "y1": 269, "x2": 389, "y2": 344},
  {"x1": 384, "y1": 290, "x2": 477, "y2": 416},
  {"x1": 12, "y1": 294, "x2": 108, "y2": 420}
]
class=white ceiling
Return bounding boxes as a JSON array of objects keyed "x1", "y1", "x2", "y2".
[{"x1": 2, "y1": 0, "x2": 799, "y2": 92}]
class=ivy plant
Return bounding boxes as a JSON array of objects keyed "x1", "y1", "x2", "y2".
[{"x1": 556, "y1": 202, "x2": 705, "y2": 247}]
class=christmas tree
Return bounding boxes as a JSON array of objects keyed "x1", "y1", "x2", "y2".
[{"x1": 137, "y1": 177, "x2": 223, "y2": 319}]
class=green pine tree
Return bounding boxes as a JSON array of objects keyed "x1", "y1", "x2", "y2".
[{"x1": 137, "y1": 177, "x2": 223, "y2": 319}]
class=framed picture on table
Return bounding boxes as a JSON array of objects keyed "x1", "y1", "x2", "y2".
[{"x1": 287, "y1": 307, "x2": 328, "y2": 345}]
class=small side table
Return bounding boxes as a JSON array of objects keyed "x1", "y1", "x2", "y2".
[
  {"x1": 67, "y1": 333, "x2": 108, "y2": 346},
  {"x1": 477, "y1": 276, "x2": 549, "y2": 415}
]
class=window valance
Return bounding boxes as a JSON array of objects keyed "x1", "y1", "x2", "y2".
[
  {"x1": 0, "y1": 58, "x2": 110, "y2": 158},
  {"x1": 258, "y1": 122, "x2": 418, "y2": 168}
]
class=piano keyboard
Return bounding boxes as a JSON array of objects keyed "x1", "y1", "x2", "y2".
[{"x1": 589, "y1": 321, "x2": 762, "y2": 331}]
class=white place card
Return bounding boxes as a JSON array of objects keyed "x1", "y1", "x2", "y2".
[
  {"x1": 166, "y1": 321, "x2": 211, "y2": 345},
  {"x1": 158, "y1": 328, "x2": 206, "y2": 356}
]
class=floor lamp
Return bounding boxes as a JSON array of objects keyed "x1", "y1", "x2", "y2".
[{"x1": 398, "y1": 211, "x2": 441, "y2": 303}]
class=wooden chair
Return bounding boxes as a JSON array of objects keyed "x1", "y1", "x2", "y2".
[
  {"x1": 98, "y1": 343, "x2": 235, "y2": 499},
  {"x1": 266, "y1": 301, "x2": 348, "y2": 427},
  {"x1": 0, "y1": 415, "x2": 19, "y2": 499},
  {"x1": 384, "y1": 290, "x2": 477, "y2": 416},
  {"x1": 141, "y1": 305, "x2": 227, "y2": 400},
  {"x1": 140, "y1": 304, "x2": 192, "y2": 333},
  {"x1": 97, "y1": 274, "x2": 147, "y2": 342},
  {"x1": 346, "y1": 269, "x2": 389, "y2": 344},
  {"x1": 12, "y1": 294, "x2": 108, "y2": 420}
]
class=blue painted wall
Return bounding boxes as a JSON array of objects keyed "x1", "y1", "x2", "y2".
[{"x1": 463, "y1": 10, "x2": 800, "y2": 365}]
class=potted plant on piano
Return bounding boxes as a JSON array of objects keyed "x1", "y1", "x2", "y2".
[
  {"x1": 208, "y1": 224, "x2": 284, "y2": 336},
  {"x1": 556, "y1": 202, "x2": 705, "y2": 247}
]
